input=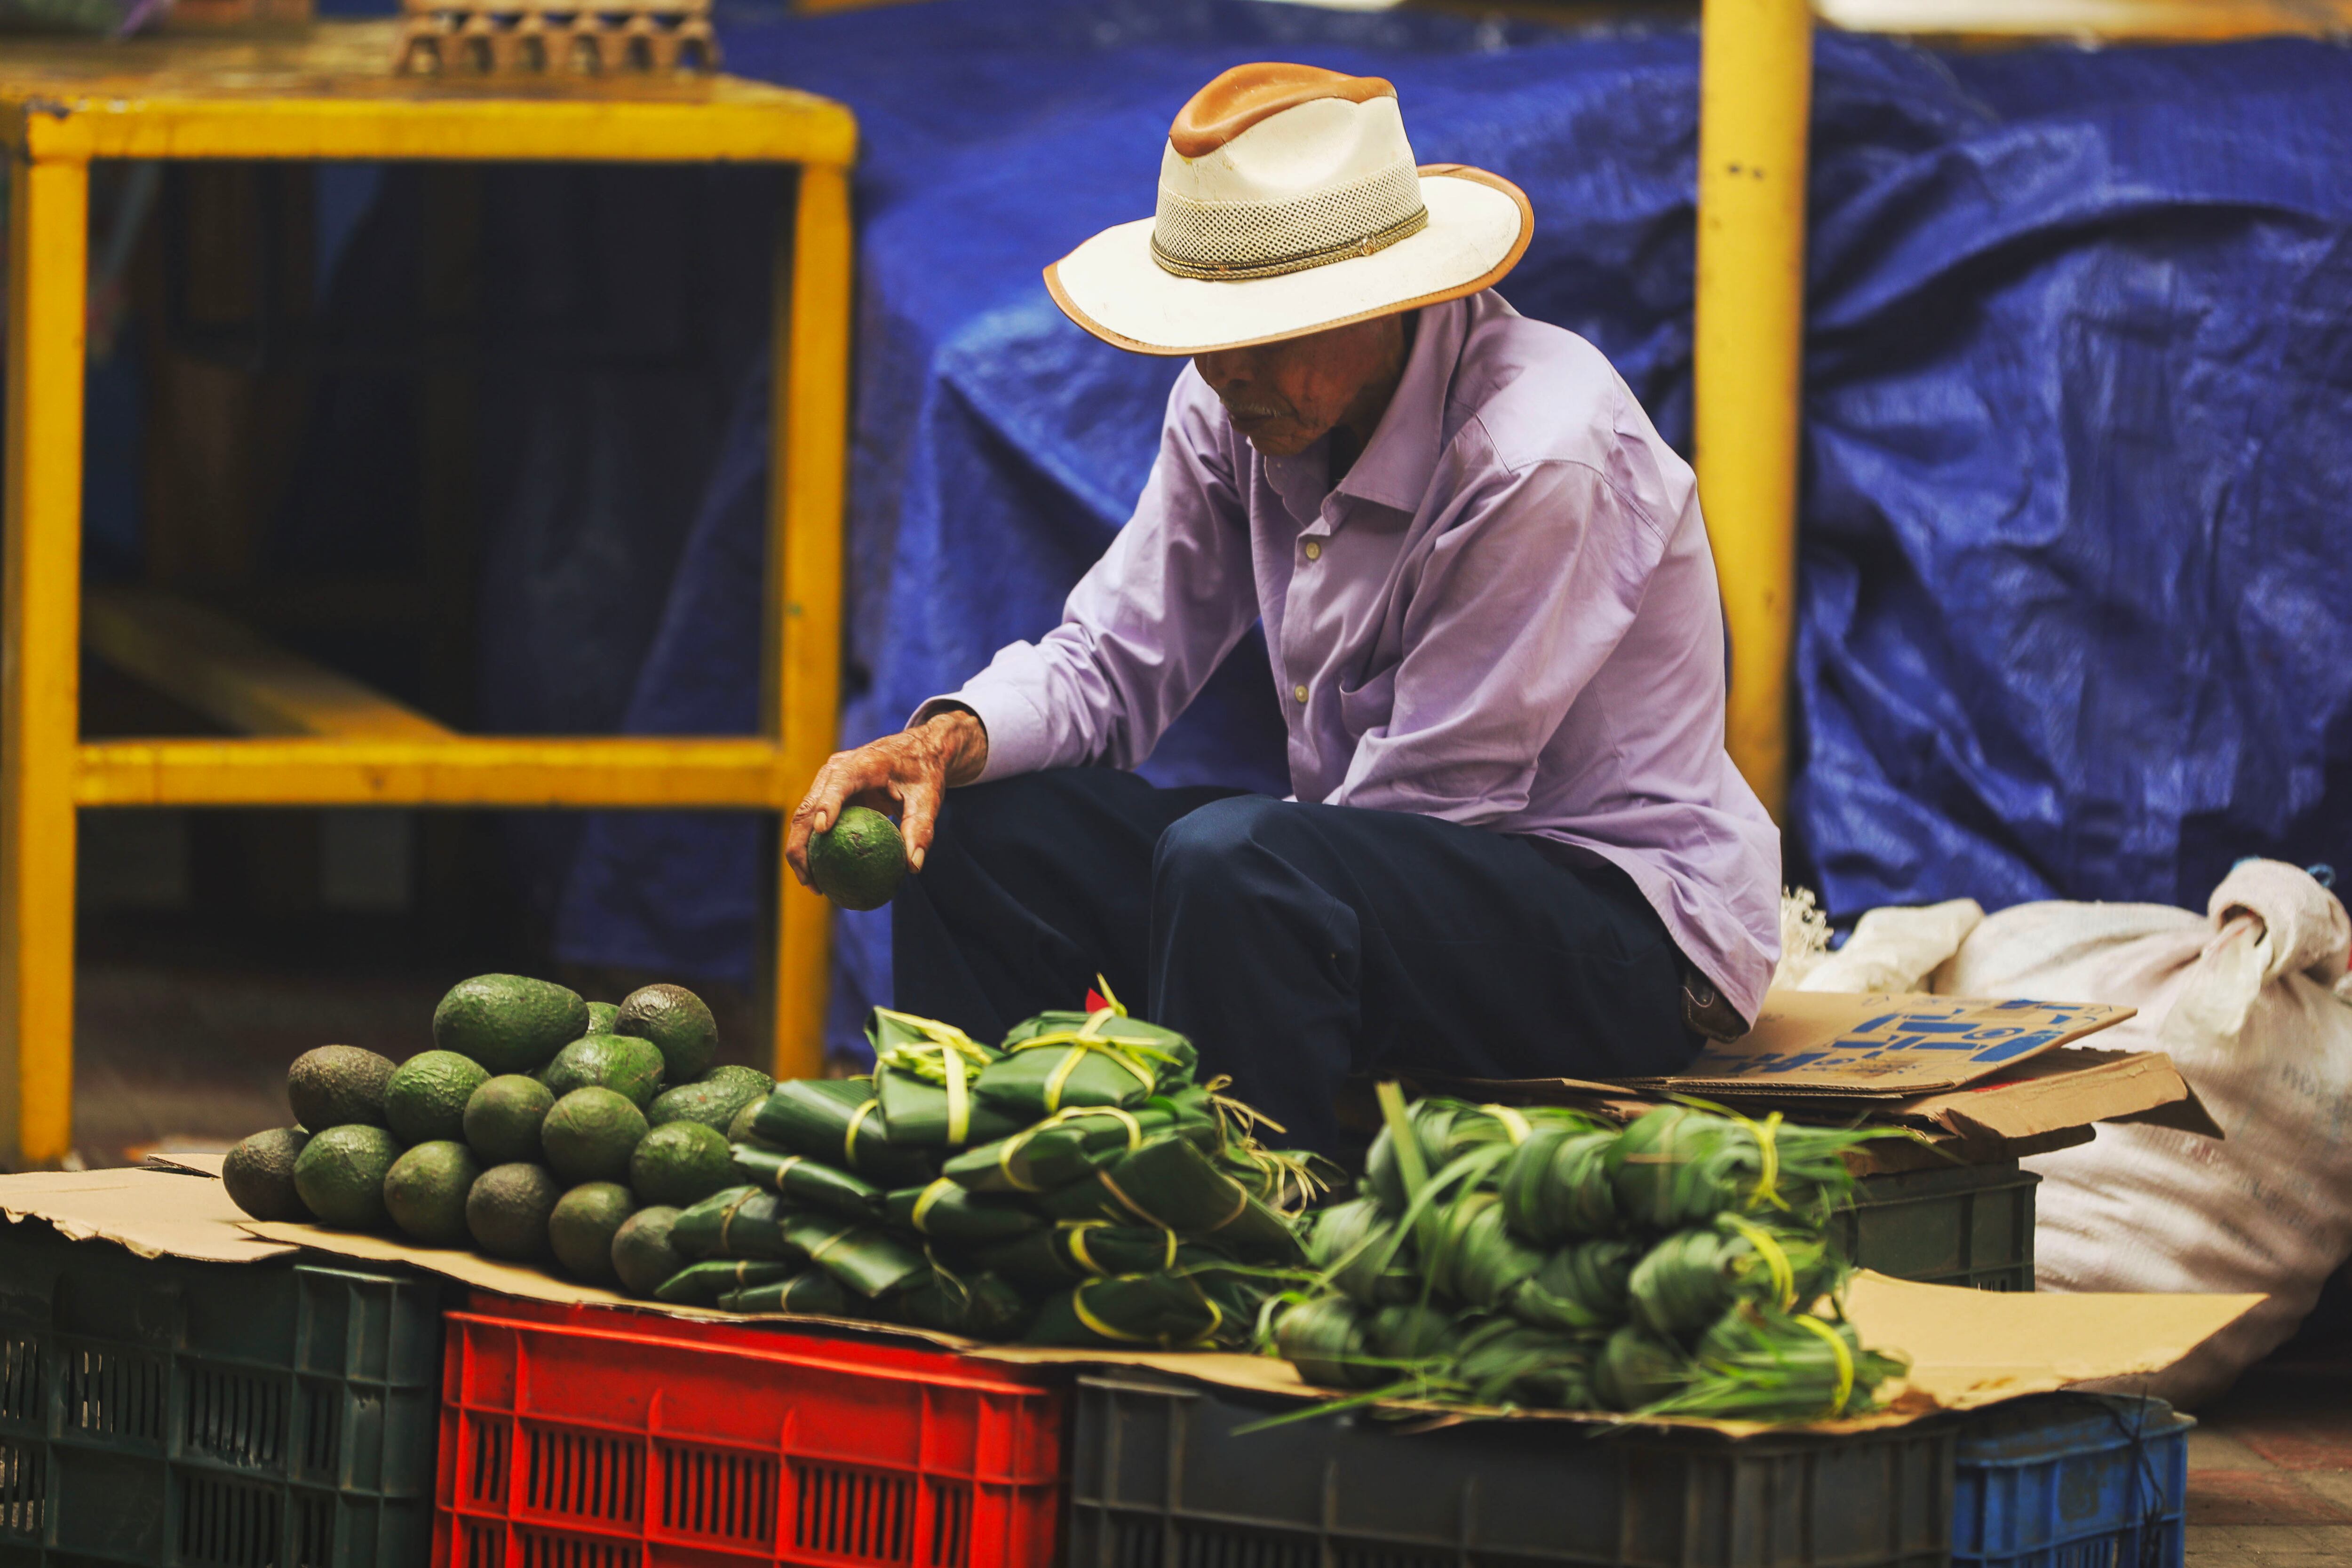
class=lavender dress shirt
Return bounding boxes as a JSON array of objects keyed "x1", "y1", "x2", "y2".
[{"x1": 920, "y1": 290, "x2": 1781, "y2": 1024}]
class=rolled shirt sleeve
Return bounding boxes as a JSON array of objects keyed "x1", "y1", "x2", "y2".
[{"x1": 914, "y1": 376, "x2": 1260, "y2": 781}]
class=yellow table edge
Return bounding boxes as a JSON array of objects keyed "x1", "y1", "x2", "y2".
[{"x1": 1, "y1": 23, "x2": 856, "y2": 1162}]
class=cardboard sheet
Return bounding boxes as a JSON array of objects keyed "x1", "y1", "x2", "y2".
[
  {"x1": 0, "y1": 1161, "x2": 297, "y2": 1263},
  {"x1": 1627, "y1": 991, "x2": 2137, "y2": 1096}
]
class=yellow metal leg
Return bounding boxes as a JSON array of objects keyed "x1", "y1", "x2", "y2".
[
  {"x1": 769, "y1": 163, "x2": 854, "y2": 1079},
  {"x1": 2, "y1": 157, "x2": 90, "y2": 1167},
  {"x1": 1694, "y1": 0, "x2": 1812, "y2": 824}
]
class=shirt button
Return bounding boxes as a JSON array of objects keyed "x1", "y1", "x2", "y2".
[
  {"x1": 1293, "y1": 683, "x2": 1310, "y2": 704},
  {"x1": 1303, "y1": 539, "x2": 1322, "y2": 561}
]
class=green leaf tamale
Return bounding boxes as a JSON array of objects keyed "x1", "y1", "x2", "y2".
[
  {"x1": 1653, "y1": 1304, "x2": 1909, "y2": 1420},
  {"x1": 1023, "y1": 1267, "x2": 1257, "y2": 1350},
  {"x1": 1592, "y1": 1323, "x2": 1698, "y2": 1411},
  {"x1": 730, "y1": 1146, "x2": 886, "y2": 1219},
  {"x1": 1500, "y1": 1123, "x2": 1621, "y2": 1243},
  {"x1": 867, "y1": 1009, "x2": 1024, "y2": 1148},
  {"x1": 973, "y1": 1221, "x2": 1188, "y2": 1290},
  {"x1": 1038, "y1": 1134, "x2": 1303, "y2": 1261},
  {"x1": 669, "y1": 1187, "x2": 805, "y2": 1261},
  {"x1": 1276, "y1": 1295, "x2": 1391, "y2": 1390},
  {"x1": 1606, "y1": 1105, "x2": 1873, "y2": 1231},
  {"x1": 778, "y1": 1211, "x2": 931, "y2": 1299},
  {"x1": 1626, "y1": 1213, "x2": 1841, "y2": 1339},
  {"x1": 1511, "y1": 1237, "x2": 1638, "y2": 1333},
  {"x1": 654, "y1": 1257, "x2": 799, "y2": 1305},
  {"x1": 718, "y1": 1269, "x2": 854, "y2": 1317},
  {"x1": 974, "y1": 1006, "x2": 1197, "y2": 1117},
  {"x1": 749, "y1": 1077, "x2": 936, "y2": 1185},
  {"x1": 891, "y1": 1262, "x2": 1033, "y2": 1338},
  {"x1": 1306, "y1": 1196, "x2": 1416, "y2": 1305},
  {"x1": 885, "y1": 1178, "x2": 1044, "y2": 1245}
]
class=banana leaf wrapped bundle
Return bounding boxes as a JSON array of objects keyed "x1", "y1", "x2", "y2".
[
  {"x1": 943, "y1": 1100, "x2": 1214, "y2": 1193},
  {"x1": 1275, "y1": 1295, "x2": 1390, "y2": 1390},
  {"x1": 1035, "y1": 1134, "x2": 1303, "y2": 1261},
  {"x1": 1423, "y1": 1191, "x2": 1544, "y2": 1310},
  {"x1": 869, "y1": 1010, "x2": 1026, "y2": 1148},
  {"x1": 1650, "y1": 1305, "x2": 1909, "y2": 1420},
  {"x1": 1626, "y1": 1214, "x2": 1842, "y2": 1339},
  {"x1": 654, "y1": 1258, "x2": 800, "y2": 1305},
  {"x1": 884, "y1": 1178, "x2": 1044, "y2": 1245},
  {"x1": 749, "y1": 1078, "x2": 937, "y2": 1186},
  {"x1": 1367, "y1": 1301, "x2": 1458, "y2": 1362},
  {"x1": 1216, "y1": 1142, "x2": 1342, "y2": 1216},
  {"x1": 972, "y1": 1221, "x2": 1190, "y2": 1290},
  {"x1": 1448, "y1": 1316, "x2": 1594, "y2": 1408},
  {"x1": 1592, "y1": 1323, "x2": 1698, "y2": 1411},
  {"x1": 1023, "y1": 1266, "x2": 1260, "y2": 1350},
  {"x1": 1306, "y1": 1197, "x2": 1417, "y2": 1306},
  {"x1": 730, "y1": 1147, "x2": 886, "y2": 1220},
  {"x1": 1367, "y1": 1100, "x2": 1604, "y2": 1212},
  {"x1": 1607, "y1": 1105, "x2": 1875, "y2": 1231},
  {"x1": 974, "y1": 1006, "x2": 1197, "y2": 1117},
  {"x1": 716, "y1": 1269, "x2": 853, "y2": 1316},
  {"x1": 1500, "y1": 1124, "x2": 1622, "y2": 1244},
  {"x1": 776, "y1": 1211, "x2": 932, "y2": 1299},
  {"x1": 670, "y1": 1188, "x2": 805, "y2": 1261},
  {"x1": 891, "y1": 1262, "x2": 1033, "y2": 1338},
  {"x1": 1510, "y1": 1238, "x2": 1638, "y2": 1333}
]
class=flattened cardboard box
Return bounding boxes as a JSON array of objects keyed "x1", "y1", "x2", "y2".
[
  {"x1": 0, "y1": 1165, "x2": 2261, "y2": 1436},
  {"x1": 1633, "y1": 990, "x2": 2140, "y2": 1096}
]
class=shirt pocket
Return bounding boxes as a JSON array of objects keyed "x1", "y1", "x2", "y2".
[{"x1": 1336, "y1": 662, "x2": 1398, "y2": 740}]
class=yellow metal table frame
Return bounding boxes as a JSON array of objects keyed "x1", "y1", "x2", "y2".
[{"x1": 1, "y1": 22, "x2": 857, "y2": 1165}]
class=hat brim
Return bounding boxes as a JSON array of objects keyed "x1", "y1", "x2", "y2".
[{"x1": 1043, "y1": 166, "x2": 1533, "y2": 356}]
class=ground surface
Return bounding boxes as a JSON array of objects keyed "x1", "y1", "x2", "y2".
[{"x1": 2187, "y1": 1355, "x2": 2352, "y2": 1566}]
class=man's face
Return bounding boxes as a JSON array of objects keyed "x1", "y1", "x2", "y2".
[{"x1": 1193, "y1": 316, "x2": 1406, "y2": 458}]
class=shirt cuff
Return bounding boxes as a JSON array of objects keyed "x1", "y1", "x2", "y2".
[{"x1": 907, "y1": 682, "x2": 1054, "y2": 784}]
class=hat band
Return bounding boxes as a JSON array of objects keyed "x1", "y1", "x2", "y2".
[{"x1": 1150, "y1": 157, "x2": 1429, "y2": 283}]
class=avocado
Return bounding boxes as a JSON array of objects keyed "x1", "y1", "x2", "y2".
[
  {"x1": 466, "y1": 1162, "x2": 563, "y2": 1260},
  {"x1": 647, "y1": 1078, "x2": 764, "y2": 1135},
  {"x1": 382, "y1": 1140, "x2": 482, "y2": 1246},
  {"x1": 291, "y1": 1124, "x2": 402, "y2": 1229},
  {"x1": 542, "y1": 1034, "x2": 667, "y2": 1108},
  {"x1": 464, "y1": 1074, "x2": 556, "y2": 1164},
  {"x1": 614, "y1": 984, "x2": 720, "y2": 1083},
  {"x1": 385, "y1": 1050, "x2": 491, "y2": 1145},
  {"x1": 222, "y1": 1127, "x2": 312, "y2": 1222},
  {"x1": 548, "y1": 1182, "x2": 639, "y2": 1282},
  {"x1": 433, "y1": 974, "x2": 589, "y2": 1076},
  {"x1": 586, "y1": 1001, "x2": 621, "y2": 1034},
  {"x1": 807, "y1": 806, "x2": 907, "y2": 911},
  {"x1": 629, "y1": 1121, "x2": 735, "y2": 1206},
  {"x1": 610, "y1": 1205, "x2": 685, "y2": 1298},
  {"x1": 705, "y1": 1064, "x2": 775, "y2": 1096},
  {"x1": 287, "y1": 1045, "x2": 396, "y2": 1131},
  {"x1": 541, "y1": 1087, "x2": 649, "y2": 1184}
]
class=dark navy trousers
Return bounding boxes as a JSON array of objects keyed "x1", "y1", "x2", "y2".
[{"x1": 890, "y1": 767, "x2": 1699, "y2": 1154}]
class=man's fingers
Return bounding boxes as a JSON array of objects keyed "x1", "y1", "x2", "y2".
[
  {"x1": 787, "y1": 754, "x2": 863, "y2": 883},
  {"x1": 899, "y1": 778, "x2": 943, "y2": 872}
]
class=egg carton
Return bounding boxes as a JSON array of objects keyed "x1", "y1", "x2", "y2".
[{"x1": 395, "y1": 0, "x2": 719, "y2": 77}]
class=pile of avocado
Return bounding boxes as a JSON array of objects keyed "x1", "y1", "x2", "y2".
[{"x1": 221, "y1": 974, "x2": 772, "y2": 1289}]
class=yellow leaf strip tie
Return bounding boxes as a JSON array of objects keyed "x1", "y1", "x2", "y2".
[
  {"x1": 717, "y1": 1187, "x2": 757, "y2": 1253},
  {"x1": 1791, "y1": 1313, "x2": 1856, "y2": 1415},
  {"x1": 843, "y1": 1098, "x2": 883, "y2": 1171},
  {"x1": 910, "y1": 1179, "x2": 958, "y2": 1235},
  {"x1": 1479, "y1": 1103, "x2": 1533, "y2": 1145},
  {"x1": 1721, "y1": 1212, "x2": 1797, "y2": 1310}
]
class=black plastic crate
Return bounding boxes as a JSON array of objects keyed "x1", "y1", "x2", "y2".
[
  {"x1": 1834, "y1": 1163, "x2": 2040, "y2": 1291},
  {"x1": 0, "y1": 1218, "x2": 447, "y2": 1568},
  {"x1": 1068, "y1": 1373, "x2": 1955, "y2": 1568}
]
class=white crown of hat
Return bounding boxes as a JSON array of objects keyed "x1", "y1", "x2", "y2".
[{"x1": 1151, "y1": 78, "x2": 1427, "y2": 283}]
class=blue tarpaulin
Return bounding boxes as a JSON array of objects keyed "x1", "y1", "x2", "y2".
[{"x1": 278, "y1": 1, "x2": 2352, "y2": 1056}]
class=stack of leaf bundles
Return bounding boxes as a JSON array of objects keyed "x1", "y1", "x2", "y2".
[
  {"x1": 632, "y1": 988, "x2": 1324, "y2": 1349},
  {"x1": 1270, "y1": 1092, "x2": 1910, "y2": 1422}
]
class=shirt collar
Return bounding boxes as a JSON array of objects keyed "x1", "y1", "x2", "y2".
[{"x1": 1332, "y1": 299, "x2": 1461, "y2": 515}]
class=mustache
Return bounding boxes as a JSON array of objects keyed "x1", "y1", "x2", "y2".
[{"x1": 1222, "y1": 401, "x2": 1288, "y2": 422}]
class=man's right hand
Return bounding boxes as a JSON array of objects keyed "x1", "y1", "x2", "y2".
[{"x1": 786, "y1": 708, "x2": 990, "y2": 885}]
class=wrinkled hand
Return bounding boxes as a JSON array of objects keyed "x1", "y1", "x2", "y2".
[{"x1": 787, "y1": 709, "x2": 990, "y2": 885}]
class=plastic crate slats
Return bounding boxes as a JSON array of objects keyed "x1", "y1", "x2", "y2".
[
  {"x1": 62, "y1": 1348, "x2": 168, "y2": 1445},
  {"x1": 0, "y1": 1441, "x2": 44, "y2": 1538},
  {"x1": 657, "y1": 1443, "x2": 778, "y2": 1547},
  {"x1": 525, "y1": 1428, "x2": 644, "y2": 1527},
  {"x1": 1952, "y1": 1395, "x2": 2188, "y2": 1568},
  {"x1": 792, "y1": 1463, "x2": 915, "y2": 1565},
  {"x1": 434, "y1": 1301, "x2": 1062, "y2": 1568},
  {"x1": 0, "y1": 1342, "x2": 40, "y2": 1429},
  {"x1": 1837, "y1": 1165, "x2": 2040, "y2": 1293},
  {"x1": 185, "y1": 1365, "x2": 289, "y2": 1472},
  {"x1": 178, "y1": 1473, "x2": 282, "y2": 1568},
  {"x1": 1069, "y1": 1378, "x2": 1953, "y2": 1568}
]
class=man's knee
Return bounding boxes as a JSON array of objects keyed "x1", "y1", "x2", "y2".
[
  {"x1": 1152, "y1": 794, "x2": 1296, "y2": 899},
  {"x1": 929, "y1": 771, "x2": 1085, "y2": 869}
]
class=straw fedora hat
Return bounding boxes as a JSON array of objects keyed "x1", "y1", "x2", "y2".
[{"x1": 1045, "y1": 62, "x2": 1533, "y2": 357}]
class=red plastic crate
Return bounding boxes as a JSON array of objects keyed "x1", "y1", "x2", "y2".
[{"x1": 434, "y1": 1297, "x2": 1065, "y2": 1568}]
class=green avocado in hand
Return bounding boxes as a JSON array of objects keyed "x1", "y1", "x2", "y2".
[{"x1": 809, "y1": 805, "x2": 909, "y2": 911}]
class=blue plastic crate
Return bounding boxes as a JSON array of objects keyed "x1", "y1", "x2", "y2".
[{"x1": 1952, "y1": 1394, "x2": 2191, "y2": 1568}]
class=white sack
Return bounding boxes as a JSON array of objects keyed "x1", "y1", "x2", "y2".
[{"x1": 1934, "y1": 859, "x2": 2352, "y2": 1408}]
